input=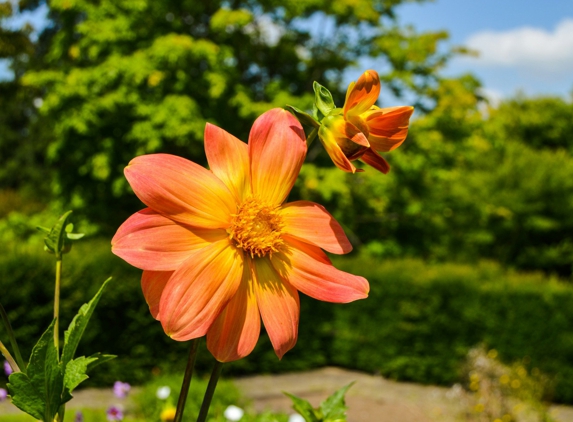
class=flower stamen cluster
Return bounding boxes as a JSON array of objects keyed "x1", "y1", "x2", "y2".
[{"x1": 228, "y1": 197, "x2": 284, "y2": 258}]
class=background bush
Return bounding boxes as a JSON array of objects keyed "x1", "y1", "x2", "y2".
[{"x1": 2, "y1": 240, "x2": 572, "y2": 402}]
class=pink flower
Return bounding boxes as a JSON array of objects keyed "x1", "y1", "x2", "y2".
[{"x1": 112, "y1": 109, "x2": 369, "y2": 362}]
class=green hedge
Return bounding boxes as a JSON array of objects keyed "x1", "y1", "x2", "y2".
[
  {"x1": 331, "y1": 258, "x2": 573, "y2": 402},
  {"x1": 1, "y1": 240, "x2": 573, "y2": 402}
]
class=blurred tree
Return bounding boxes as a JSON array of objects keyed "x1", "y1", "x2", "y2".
[
  {"x1": 486, "y1": 95, "x2": 573, "y2": 152},
  {"x1": 18, "y1": 0, "x2": 456, "y2": 231},
  {"x1": 0, "y1": 0, "x2": 48, "y2": 196},
  {"x1": 296, "y1": 76, "x2": 573, "y2": 277}
]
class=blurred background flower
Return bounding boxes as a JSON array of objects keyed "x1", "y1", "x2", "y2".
[{"x1": 113, "y1": 381, "x2": 131, "y2": 399}]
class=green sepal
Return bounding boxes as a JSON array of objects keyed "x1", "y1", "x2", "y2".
[
  {"x1": 286, "y1": 105, "x2": 320, "y2": 128},
  {"x1": 319, "y1": 382, "x2": 354, "y2": 422},
  {"x1": 7, "y1": 319, "x2": 64, "y2": 422},
  {"x1": 313, "y1": 82, "x2": 336, "y2": 121},
  {"x1": 62, "y1": 277, "x2": 112, "y2": 366},
  {"x1": 284, "y1": 392, "x2": 321, "y2": 422},
  {"x1": 38, "y1": 211, "x2": 84, "y2": 258}
]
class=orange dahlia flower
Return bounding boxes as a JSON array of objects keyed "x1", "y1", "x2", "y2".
[
  {"x1": 318, "y1": 70, "x2": 414, "y2": 174},
  {"x1": 112, "y1": 108, "x2": 368, "y2": 362}
]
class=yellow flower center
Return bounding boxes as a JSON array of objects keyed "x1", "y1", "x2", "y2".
[{"x1": 228, "y1": 197, "x2": 284, "y2": 258}]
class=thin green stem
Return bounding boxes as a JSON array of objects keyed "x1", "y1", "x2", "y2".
[
  {"x1": 307, "y1": 127, "x2": 318, "y2": 147},
  {"x1": 54, "y1": 258, "x2": 62, "y2": 352},
  {"x1": 0, "y1": 301, "x2": 26, "y2": 372},
  {"x1": 0, "y1": 340, "x2": 20, "y2": 373},
  {"x1": 174, "y1": 339, "x2": 200, "y2": 422},
  {"x1": 196, "y1": 361, "x2": 224, "y2": 422}
]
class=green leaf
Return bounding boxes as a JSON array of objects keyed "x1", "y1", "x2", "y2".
[
  {"x1": 284, "y1": 392, "x2": 321, "y2": 422},
  {"x1": 8, "y1": 320, "x2": 64, "y2": 421},
  {"x1": 286, "y1": 105, "x2": 320, "y2": 128},
  {"x1": 86, "y1": 353, "x2": 116, "y2": 372},
  {"x1": 320, "y1": 382, "x2": 354, "y2": 422},
  {"x1": 61, "y1": 356, "x2": 97, "y2": 403},
  {"x1": 43, "y1": 210, "x2": 73, "y2": 259},
  {"x1": 62, "y1": 354, "x2": 116, "y2": 404},
  {"x1": 6, "y1": 372, "x2": 44, "y2": 420},
  {"x1": 313, "y1": 82, "x2": 336, "y2": 121},
  {"x1": 62, "y1": 278, "x2": 112, "y2": 366}
]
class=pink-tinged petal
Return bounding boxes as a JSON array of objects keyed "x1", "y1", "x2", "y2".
[
  {"x1": 249, "y1": 108, "x2": 306, "y2": 205},
  {"x1": 343, "y1": 70, "x2": 381, "y2": 118},
  {"x1": 364, "y1": 106, "x2": 413, "y2": 152},
  {"x1": 112, "y1": 208, "x2": 227, "y2": 271},
  {"x1": 207, "y1": 262, "x2": 260, "y2": 362},
  {"x1": 273, "y1": 237, "x2": 369, "y2": 303},
  {"x1": 141, "y1": 270, "x2": 173, "y2": 320},
  {"x1": 280, "y1": 201, "x2": 352, "y2": 254},
  {"x1": 253, "y1": 257, "x2": 299, "y2": 359},
  {"x1": 125, "y1": 154, "x2": 236, "y2": 229},
  {"x1": 360, "y1": 148, "x2": 390, "y2": 174},
  {"x1": 318, "y1": 119, "x2": 361, "y2": 173},
  {"x1": 204, "y1": 123, "x2": 250, "y2": 202},
  {"x1": 160, "y1": 240, "x2": 244, "y2": 340}
]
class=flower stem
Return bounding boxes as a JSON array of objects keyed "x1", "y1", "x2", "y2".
[
  {"x1": 0, "y1": 301, "x2": 26, "y2": 372},
  {"x1": 0, "y1": 340, "x2": 20, "y2": 373},
  {"x1": 54, "y1": 258, "x2": 62, "y2": 352},
  {"x1": 174, "y1": 338, "x2": 200, "y2": 422},
  {"x1": 196, "y1": 361, "x2": 224, "y2": 422},
  {"x1": 307, "y1": 127, "x2": 318, "y2": 146}
]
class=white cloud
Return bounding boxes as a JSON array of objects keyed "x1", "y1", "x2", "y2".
[{"x1": 463, "y1": 18, "x2": 573, "y2": 75}]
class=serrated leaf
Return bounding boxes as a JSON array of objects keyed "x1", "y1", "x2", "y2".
[
  {"x1": 320, "y1": 382, "x2": 354, "y2": 422},
  {"x1": 61, "y1": 356, "x2": 98, "y2": 403},
  {"x1": 62, "y1": 278, "x2": 112, "y2": 366},
  {"x1": 61, "y1": 354, "x2": 116, "y2": 404},
  {"x1": 9, "y1": 320, "x2": 64, "y2": 421},
  {"x1": 286, "y1": 105, "x2": 320, "y2": 128},
  {"x1": 86, "y1": 353, "x2": 116, "y2": 372},
  {"x1": 284, "y1": 392, "x2": 320, "y2": 422},
  {"x1": 44, "y1": 210, "x2": 73, "y2": 259},
  {"x1": 7, "y1": 372, "x2": 44, "y2": 420},
  {"x1": 313, "y1": 82, "x2": 336, "y2": 120}
]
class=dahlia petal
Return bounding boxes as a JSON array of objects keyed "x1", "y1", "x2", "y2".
[
  {"x1": 253, "y1": 257, "x2": 299, "y2": 359},
  {"x1": 343, "y1": 70, "x2": 381, "y2": 118},
  {"x1": 141, "y1": 270, "x2": 173, "y2": 320},
  {"x1": 204, "y1": 123, "x2": 251, "y2": 202},
  {"x1": 160, "y1": 240, "x2": 244, "y2": 340},
  {"x1": 280, "y1": 201, "x2": 352, "y2": 254},
  {"x1": 318, "y1": 122, "x2": 360, "y2": 173},
  {"x1": 207, "y1": 263, "x2": 260, "y2": 362},
  {"x1": 124, "y1": 154, "x2": 235, "y2": 229},
  {"x1": 364, "y1": 106, "x2": 413, "y2": 151},
  {"x1": 249, "y1": 108, "x2": 307, "y2": 205},
  {"x1": 273, "y1": 237, "x2": 369, "y2": 303},
  {"x1": 111, "y1": 208, "x2": 227, "y2": 271},
  {"x1": 360, "y1": 148, "x2": 391, "y2": 174}
]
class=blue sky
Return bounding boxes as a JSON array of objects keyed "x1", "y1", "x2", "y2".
[
  {"x1": 3, "y1": 0, "x2": 573, "y2": 104},
  {"x1": 395, "y1": 0, "x2": 573, "y2": 103}
]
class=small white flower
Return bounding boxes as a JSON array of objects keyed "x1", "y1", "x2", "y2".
[
  {"x1": 224, "y1": 405, "x2": 244, "y2": 421},
  {"x1": 288, "y1": 414, "x2": 306, "y2": 422},
  {"x1": 156, "y1": 386, "x2": 171, "y2": 400}
]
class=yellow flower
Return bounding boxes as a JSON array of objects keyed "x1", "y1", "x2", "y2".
[
  {"x1": 317, "y1": 70, "x2": 413, "y2": 174},
  {"x1": 160, "y1": 406, "x2": 176, "y2": 421}
]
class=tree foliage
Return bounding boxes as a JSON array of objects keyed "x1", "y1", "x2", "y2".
[{"x1": 14, "y1": 0, "x2": 453, "y2": 231}]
